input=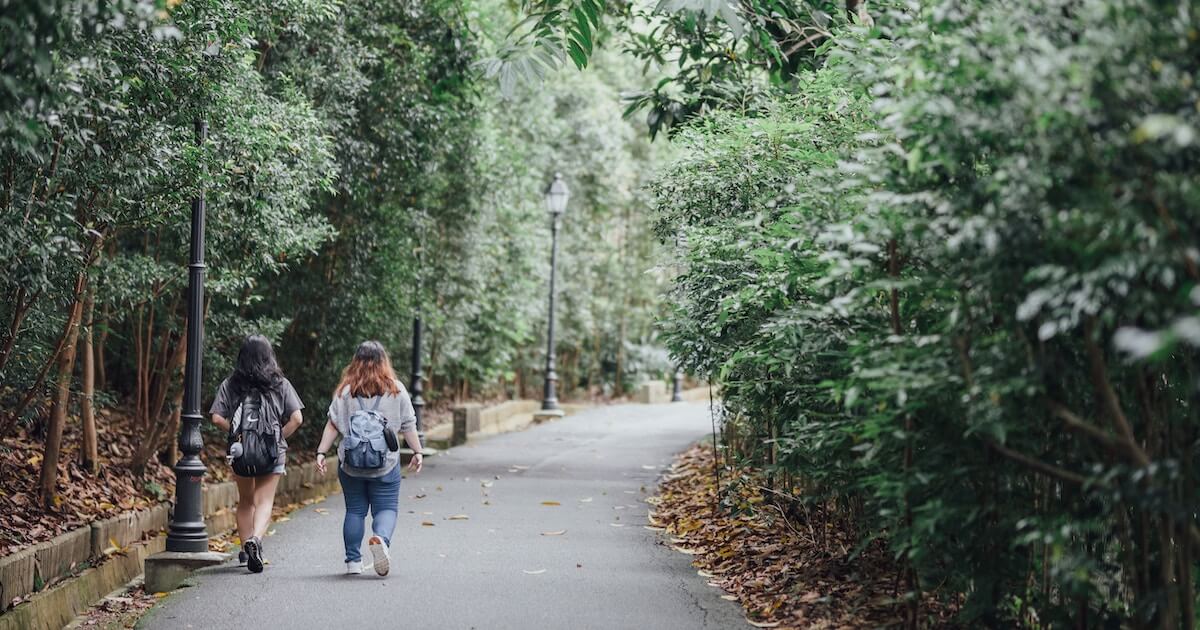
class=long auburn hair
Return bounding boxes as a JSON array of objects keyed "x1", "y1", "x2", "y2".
[
  {"x1": 229, "y1": 335, "x2": 284, "y2": 398},
  {"x1": 334, "y1": 340, "x2": 401, "y2": 398}
]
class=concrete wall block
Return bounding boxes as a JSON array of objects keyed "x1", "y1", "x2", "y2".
[
  {"x1": 0, "y1": 546, "x2": 35, "y2": 611},
  {"x1": 205, "y1": 510, "x2": 237, "y2": 536},
  {"x1": 454, "y1": 403, "x2": 482, "y2": 434},
  {"x1": 33, "y1": 528, "x2": 90, "y2": 588},
  {"x1": 477, "y1": 400, "x2": 538, "y2": 432},
  {"x1": 0, "y1": 536, "x2": 163, "y2": 630},
  {"x1": 129, "y1": 505, "x2": 167, "y2": 541},
  {"x1": 202, "y1": 481, "x2": 237, "y2": 516},
  {"x1": 451, "y1": 407, "x2": 469, "y2": 446},
  {"x1": 636, "y1": 381, "x2": 668, "y2": 404},
  {"x1": 89, "y1": 512, "x2": 137, "y2": 557}
]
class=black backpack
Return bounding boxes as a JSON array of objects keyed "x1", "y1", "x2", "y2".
[{"x1": 227, "y1": 389, "x2": 281, "y2": 477}]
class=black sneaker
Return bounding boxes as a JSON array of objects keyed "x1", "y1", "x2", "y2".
[
  {"x1": 238, "y1": 550, "x2": 248, "y2": 566},
  {"x1": 244, "y1": 537, "x2": 264, "y2": 573}
]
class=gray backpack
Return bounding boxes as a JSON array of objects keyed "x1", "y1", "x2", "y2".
[{"x1": 343, "y1": 397, "x2": 388, "y2": 470}]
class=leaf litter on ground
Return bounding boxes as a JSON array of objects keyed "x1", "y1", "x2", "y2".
[{"x1": 652, "y1": 444, "x2": 953, "y2": 629}]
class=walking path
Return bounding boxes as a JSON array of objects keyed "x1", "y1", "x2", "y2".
[{"x1": 141, "y1": 402, "x2": 746, "y2": 629}]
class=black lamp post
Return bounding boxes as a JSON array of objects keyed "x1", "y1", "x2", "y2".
[
  {"x1": 165, "y1": 118, "x2": 210, "y2": 553},
  {"x1": 540, "y1": 173, "x2": 569, "y2": 413},
  {"x1": 410, "y1": 314, "x2": 425, "y2": 444}
]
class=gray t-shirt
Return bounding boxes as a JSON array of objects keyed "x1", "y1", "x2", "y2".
[
  {"x1": 328, "y1": 380, "x2": 416, "y2": 478},
  {"x1": 210, "y1": 377, "x2": 304, "y2": 468}
]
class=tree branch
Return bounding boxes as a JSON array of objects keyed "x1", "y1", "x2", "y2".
[
  {"x1": 986, "y1": 440, "x2": 1090, "y2": 487},
  {"x1": 1082, "y1": 317, "x2": 1151, "y2": 467}
]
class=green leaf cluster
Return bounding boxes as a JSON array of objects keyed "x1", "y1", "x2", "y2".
[{"x1": 655, "y1": 1, "x2": 1200, "y2": 624}]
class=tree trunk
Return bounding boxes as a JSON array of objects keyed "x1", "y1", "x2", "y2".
[
  {"x1": 165, "y1": 384, "x2": 184, "y2": 466},
  {"x1": 38, "y1": 286, "x2": 85, "y2": 509},
  {"x1": 95, "y1": 300, "x2": 109, "y2": 391},
  {"x1": 80, "y1": 288, "x2": 98, "y2": 473},
  {"x1": 2, "y1": 269, "x2": 89, "y2": 437},
  {"x1": 130, "y1": 325, "x2": 186, "y2": 475},
  {"x1": 0, "y1": 286, "x2": 41, "y2": 373}
]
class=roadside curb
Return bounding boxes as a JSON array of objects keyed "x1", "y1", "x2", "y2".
[{"x1": 0, "y1": 459, "x2": 340, "y2": 630}]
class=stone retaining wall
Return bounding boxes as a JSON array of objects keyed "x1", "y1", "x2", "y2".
[
  {"x1": 0, "y1": 458, "x2": 340, "y2": 627},
  {"x1": 448, "y1": 399, "x2": 541, "y2": 446}
]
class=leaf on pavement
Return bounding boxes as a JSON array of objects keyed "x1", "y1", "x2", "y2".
[
  {"x1": 421, "y1": 521, "x2": 435, "y2": 527},
  {"x1": 447, "y1": 514, "x2": 469, "y2": 520},
  {"x1": 522, "y1": 568, "x2": 546, "y2": 574},
  {"x1": 541, "y1": 500, "x2": 561, "y2": 506},
  {"x1": 541, "y1": 530, "x2": 566, "y2": 536},
  {"x1": 314, "y1": 508, "x2": 330, "y2": 515}
]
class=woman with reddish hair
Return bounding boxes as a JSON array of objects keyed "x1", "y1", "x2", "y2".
[{"x1": 315, "y1": 340, "x2": 422, "y2": 576}]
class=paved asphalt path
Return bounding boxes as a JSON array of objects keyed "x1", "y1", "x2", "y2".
[{"x1": 141, "y1": 402, "x2": 746, "y2": 630}]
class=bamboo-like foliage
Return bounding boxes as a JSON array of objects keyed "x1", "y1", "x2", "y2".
[{"x1": 655, "y1": 0, "x2": 1200, "y2": 625}]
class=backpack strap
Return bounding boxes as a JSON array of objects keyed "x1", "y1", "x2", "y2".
[{"x1": 370, "y1": 396, "x2": 382, "y2": 412}]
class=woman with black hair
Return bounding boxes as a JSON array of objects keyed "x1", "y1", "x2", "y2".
[{"x1": 210, "y1": 335, "x2": 304, "y2": 573}]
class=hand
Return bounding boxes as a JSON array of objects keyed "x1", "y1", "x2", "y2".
[
  {"x1": 407, "y1": 453, "x2": 423, "y2": 474},
  {"x1": 316, "y1": 453, "x2": 327, "y2": 475}
]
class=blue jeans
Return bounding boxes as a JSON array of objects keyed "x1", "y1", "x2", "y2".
[{"x1": 338, "y1": 464, "x2": 401, "y2": 563}]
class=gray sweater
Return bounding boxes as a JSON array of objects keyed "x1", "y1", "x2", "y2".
[{"x1": 328, "y1": 380, "x2": 416, "y2": 478}]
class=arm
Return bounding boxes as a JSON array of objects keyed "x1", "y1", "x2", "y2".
[
  {"x1": 395, "y1": 384, "x2": 422, "y2": 472},
  {"x1": 403, "y1": 429, "x2": 423, "y2": 473},
  {"x1": 315, "y1": 419, "x2": 340, "y2": 475},
  {"x1": 212, "y1": 413, "x2": 230, "y2": 432},
  {"x1": 281, "y1": 409, "x2": 302, "y2": 439}
]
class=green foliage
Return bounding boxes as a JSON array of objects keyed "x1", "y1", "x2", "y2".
[
  {"x1": 2, "y1": 0, "x2": 669, "y2": 459},
  {"x1": 656, "y1": 0, "x2": 1200, "y2": 625},
  {"x1": 493, "y1": 0, "x2": 872, "y2": 137}
]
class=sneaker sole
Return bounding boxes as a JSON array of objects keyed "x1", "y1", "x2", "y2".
[
  {"x1": 368, "y1": 536, "x2": 389, "y2": 576},
  {"x1": 245, "y1": 540, "x2": 264, "y2": 573}
]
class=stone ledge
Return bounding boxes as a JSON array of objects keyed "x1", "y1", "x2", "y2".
[
  {"x1": 0, "y1": 535, "x2": 164, "y2": 630},
  {"x1": 636, "y1": 381, "x2": 669, "y2": 404},
  {"x1": 0, "y1": 457, "x2": 338, "y2": 620},
  {"x1": 143, "y1": 551, "x2": 229, "y2": 594}
]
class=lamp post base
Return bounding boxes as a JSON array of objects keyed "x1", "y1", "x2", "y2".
[
  {"x1": 533, "y1": 408, "x2": 565, "y2": 423},
  {"x1": 144, "y1": 550, "x2": 230, "y2": 593}
]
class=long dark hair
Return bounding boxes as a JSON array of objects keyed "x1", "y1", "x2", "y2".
[
  {"x1": 333, "y1": 340, "x2": 400, "y2": 398},
  {"x1": 228, "y1": 335, "x2": 284, "y2": 397}
]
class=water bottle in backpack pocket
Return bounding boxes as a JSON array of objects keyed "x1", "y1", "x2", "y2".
[
  {"x1": 228, "y1": 390, "x2": 281, "y2": 477},
  {"x1": 344, "y1": 397, "x2": 389, "y2": 470}
]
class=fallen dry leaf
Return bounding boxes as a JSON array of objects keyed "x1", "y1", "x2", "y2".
[
  {"x1": 447, "y1": 514, "x2": 469, "y2": 521},
  {"x1": 314, "y1": 508, "x2": 330, "y2": 515},
  {"x1": 522, "y1": 568, "x2": 546, "y2": 574},
  {"x1": 541, "y1": 501, "x2": 561, "y2": 506},
  {"x1": 650, "y1": 444, "x2": 952, "y2": 629},
  {"x1": 421, "y1": 521, "x2": 435, "y2": 527},
  {"x1": 541, "y1": 530, "x2": 566, "y2": 536}
]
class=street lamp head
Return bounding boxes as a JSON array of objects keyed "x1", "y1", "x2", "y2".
[{"x1": 544, "y1": 172, "x2": 569, "y2": 216}]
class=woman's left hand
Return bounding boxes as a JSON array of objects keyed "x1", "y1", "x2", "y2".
[{"x1": 408, "y1": 453, "x2": 422, "y2": 473}]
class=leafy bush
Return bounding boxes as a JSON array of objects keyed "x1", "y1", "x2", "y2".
[{"x1": 656, "y1": 0, "x2": 1200, "y2": 625}]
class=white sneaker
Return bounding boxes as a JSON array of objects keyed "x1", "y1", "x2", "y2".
[
  {"x1": 368, "y1": 536, "x2": 389, "y2": 576},
  {"x1": 346, "y1": 560, "x2": 363, "y2": 575}
]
